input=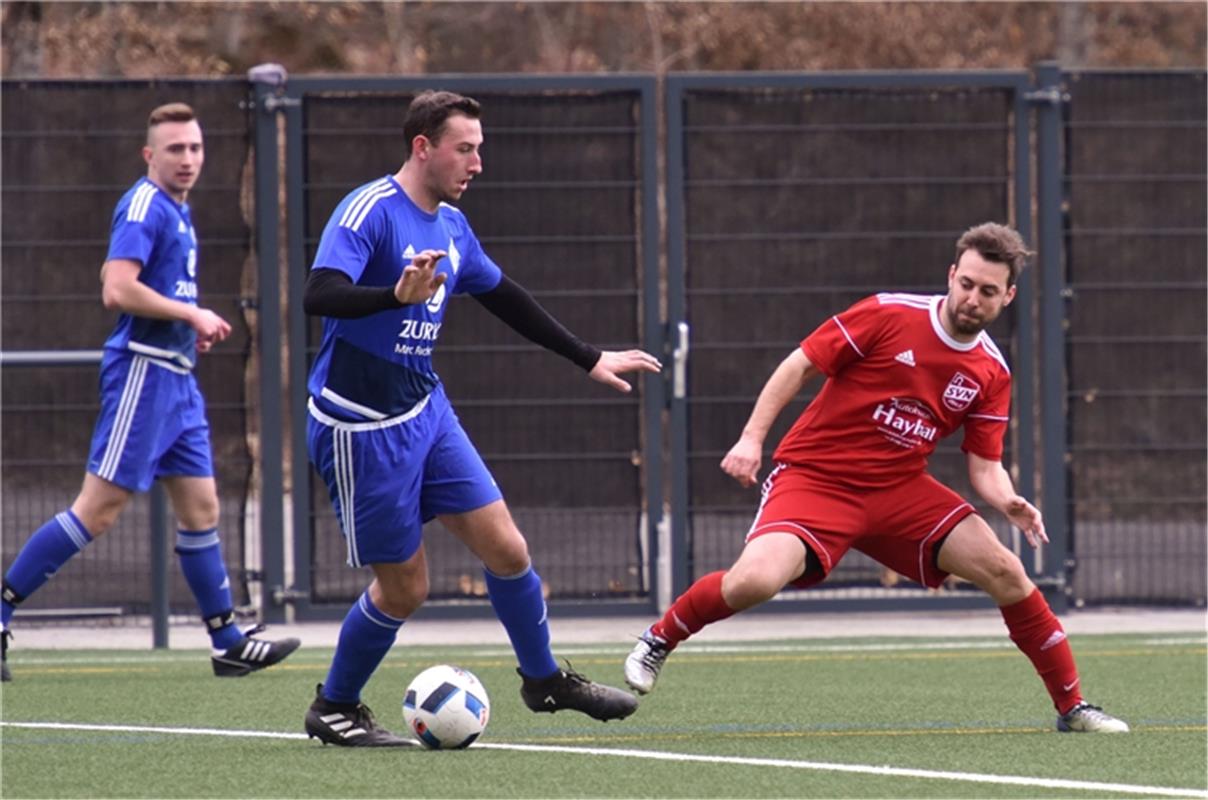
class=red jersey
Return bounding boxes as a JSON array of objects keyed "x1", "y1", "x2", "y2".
[{"x1": 772, "y1": 292, "x2": 1012, "y2": 488}]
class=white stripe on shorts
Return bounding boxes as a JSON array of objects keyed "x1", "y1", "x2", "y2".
[
  {"x1": 98, "y1": 356, "x2": 150, "y2": 481},
  {"x1": 333, "y1": 427, "x2": 360, "y2": 567},
  {"x1": 747, "y1": 463, "x2": 787, "y2": 537}
]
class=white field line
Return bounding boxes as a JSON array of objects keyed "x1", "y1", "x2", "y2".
[
  {"x1": 2, "y1": 720, "x2": 1204, "y2": 799},
  {"x1": 11, "y1": 635, "x2": 1204, "y2": 666}
]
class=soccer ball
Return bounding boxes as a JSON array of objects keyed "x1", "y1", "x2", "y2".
[{"x1": 403, "y1": 664, "x2": 490, "y2": 749}]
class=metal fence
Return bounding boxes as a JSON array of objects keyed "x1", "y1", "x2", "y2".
[
  {"x1": 665, "y1": 72, "x2": 1039, "y2": 608},
  {"x1": 1059, "y1": 70, "x2": 1207, "y2": 605},
  {"x1": 268, "y1": 77, "x2": 664, "y2": 618},
  {"x1": 0, "y1": 80, "x2": 260, "y2": 627},
  {"x1": 1, "y1": 66, "x2": 1203, "y2": 635}
]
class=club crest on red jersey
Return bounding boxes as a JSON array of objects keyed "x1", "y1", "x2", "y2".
[{"x1": 942, "y1": 371, "x2": 981, "y2": 412}]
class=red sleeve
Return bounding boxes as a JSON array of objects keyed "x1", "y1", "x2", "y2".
[
  {"x1": 801, "y1": 295, "x2": 884, "y2": 376},
  {"x1": 960, "y1": 370, "x2": 1012, "y2": 461}
]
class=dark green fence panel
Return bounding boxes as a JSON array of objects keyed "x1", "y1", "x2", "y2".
[
  {"x1": 277, "y1": 77, "x2": 663, "y2": 616},
  {"x1": 1062, "y1": 70, "x2": 1207, "y2": 606},
  {"x1": 0, "y1": 80, "x2": 257, "y2": 620},
  {"x1": 666, "y1": 72, "x2": 1038, "y2": 608}
]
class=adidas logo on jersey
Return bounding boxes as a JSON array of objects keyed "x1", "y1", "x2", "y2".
[{"x1": 894, "y1": 349, "x2": 916, "y2": 367}]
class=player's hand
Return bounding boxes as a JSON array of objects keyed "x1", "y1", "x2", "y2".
[
  {"x1": 395, "y1": 249, "x2": 447, "y2": 306},
  {"x1": 588, "y1": 349, "x2": 662, "y2": 393},
  {"x1": 1004, "y1": 495, "x2": 1048, "y2": 548},
  {"x1": 190, "y1": 307, "x2": 231, "y2": 353},
  {"x1": 721, "y1": 434, "x2": 763, "y2": 488}
]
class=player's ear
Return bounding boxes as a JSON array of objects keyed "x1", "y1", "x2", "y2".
[
  {"x1": 141, "y1": 145, "x2": 154, "y2": 166},
  {"x1": 1003, "y1": 284, "x2": 1017, "y2": 306}
]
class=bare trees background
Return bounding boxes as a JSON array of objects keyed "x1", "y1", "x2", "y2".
[{"x1": 3, "y1": 1, "x2": 1204, "y2": 79}]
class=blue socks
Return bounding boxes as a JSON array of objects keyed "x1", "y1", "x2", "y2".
[
  {"x1": 485, "y1": 564, "x2": 558, "y2": 679},
  {"x1": 2, "y1": 510, "x2": 93, "y2": 627},
  {"x1": 323, "y1": 591, "x2": 405, "y2": 704},
  {"x1": 175, "y1": 528, "x2": 242, "y2": 650},
  {"x1": 3, "y1": 517, "x2": 246, "y2": 653}
]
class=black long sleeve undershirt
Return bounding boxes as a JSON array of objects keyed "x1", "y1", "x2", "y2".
[
  {"x1": 303, "y1": 268, "x2": 402, "y2": 319},
  {"x1": 302, "y1": 269, "x2": 601, "y2": 372},
  {"x1": 473, "y1": 275, "x2": 601, "y2": 372}
]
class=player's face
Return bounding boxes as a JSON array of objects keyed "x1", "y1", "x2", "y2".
[
  {"x1": 944, "y1": 250, "x2": 1016, "y2": 338},
  {"x1": 143, "y1": 120, "x2": 204, "y2": 201},
  {"x1": 422, "y1": 113, "x2": 483, "y2": 204}
]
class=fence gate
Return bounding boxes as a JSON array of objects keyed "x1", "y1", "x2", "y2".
[
  {"x1": 664, "y1": 71, "x2": 1044, "y2": 609},
  {"x1": 1052, "y1": 68, "x2": 1207, "y2": 606},
  {"x1": 254, "y1": 76, "x2": 665, "y2": 620},
  {"x1": 1, "y1": 79, "x2": 258, "y2": 634}
]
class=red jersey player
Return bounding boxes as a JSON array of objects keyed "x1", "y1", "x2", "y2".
[{"x1": 625, "y1": 222, "x2": 1128, "y2": 734}]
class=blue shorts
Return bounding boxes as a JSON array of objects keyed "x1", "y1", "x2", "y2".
[
  {"x1": 307, "y1": 384, "x2": 502, "y2": 567},
  {"x1": 86, "y1": 351, "x2": 214, "y2": 493}
]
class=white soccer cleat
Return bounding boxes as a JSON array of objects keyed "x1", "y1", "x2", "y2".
[
  {"x1": 1057, "y1": 701, "x2": 1130, "y2": 733},
  {"x1": 624, "y1": 627, "x2": 671, "y2": 695}
]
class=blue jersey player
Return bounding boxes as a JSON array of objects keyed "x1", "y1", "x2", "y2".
[
  {"x1": 302, "y1": 91, "x2": 661, "y2": 745},
  {"x1": 0, "y1": 103, "x2": 299, "y2": 682}
]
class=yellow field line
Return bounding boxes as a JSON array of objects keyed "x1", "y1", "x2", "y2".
[
  {"x1": 518, "y1": 723, "x2": 1208, "y2": 745},
  {"x1": 16, "y1": 646, "x2": 1206, "y2": 676}
]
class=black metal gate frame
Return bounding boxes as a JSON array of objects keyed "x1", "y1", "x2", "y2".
[
  {"x1": 250, "y1": 67, "x2": 1074, "y2": 622},
  {"x1": 664, "y1": 69, "x2": 1050, "y2": 611},
  {"x1": 252, "y1": 75, "x2": 664, "y2": 621}
]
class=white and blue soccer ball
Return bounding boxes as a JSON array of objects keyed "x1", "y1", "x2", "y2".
[{"x1": 403, "y1": 664, "x2": 490, "y2": 749}]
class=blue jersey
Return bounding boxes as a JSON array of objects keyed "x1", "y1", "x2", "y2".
[
  {"x1": 307, "y1": 175, "x2": 503, "y2": 421},
  {"x1": 102, "y1": 178, "x2": 200, "y2": 370}
]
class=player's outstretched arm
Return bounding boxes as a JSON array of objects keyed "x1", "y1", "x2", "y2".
[
  {"x1": 473, "y1": 274, "x2": 661, "y2": 392},
  {"x1": 967, "y1": 452, "x2": 1048, "y2": 548},
  {"x1": 588, "y1": 350, "x2": 663, "y2": 394},
  {"x1": 721, "y1": 348, "x2": 819, "y2": 488}
]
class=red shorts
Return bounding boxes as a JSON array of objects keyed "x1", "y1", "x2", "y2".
[{"x1": 746, "y1": 464, "x2": 975, "y2": 589}]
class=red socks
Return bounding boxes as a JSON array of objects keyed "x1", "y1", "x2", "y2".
[
  {"x1": 652, "y1": 577, "x2": 1080, "y2": 713},
  {"x1": 1000, "y1": 588, "x2": 1082, "y2": 714},
  {"x1": 650, "y1": 571, "x2": 737, "y2": 648}
]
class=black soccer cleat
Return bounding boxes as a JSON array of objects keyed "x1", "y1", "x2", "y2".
[
  {"x1": 1, "y1": 628, "x2": 11, "y2": 683},
  {"x1": 519, "y1": 663, "x2": 638, "y2": 722},
  {"x1": 211, "y1": 624, "x2": 301, "y2": 677},
  {"x1": 305, "y1": 683, "x2": 411, "y2": 747}
]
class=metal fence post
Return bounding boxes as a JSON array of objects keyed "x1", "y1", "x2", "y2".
[
  {"x1": 663, "y1": 77, "x2": 691, "y2": 602},
  {"x1": 149, "y1": 482, "x2": 170, "y2": 648},
  {"x1": 1034, "y1": 61, "x2": 1072, "y2": 610},
  {"x1": 251, "y1": 65, "x2": 289, "y2": 625},
  {"x1": 639, "y1": 77, "x2": 667, "y2": 612}
]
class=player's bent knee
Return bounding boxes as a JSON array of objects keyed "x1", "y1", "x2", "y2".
[
  {"x1": 374, "y1": 582, "x2": 428, "y2": 618},
  {"x1": 71, "y1": 501, "x2": 123, "y2": 538},
  {"x1": 720, "y1": 569, "x2": 779, "y2": 611},
  {"x1": 477, "y1": 534, "x2": 531, "y2": 578},
  {"x1": 969, "y1": 551, "x2": 1032, "y2": 603}
]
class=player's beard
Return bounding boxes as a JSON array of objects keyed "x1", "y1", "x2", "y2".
[{"x1": 949, "y1": 305, "x2": 993, "y2": 335}]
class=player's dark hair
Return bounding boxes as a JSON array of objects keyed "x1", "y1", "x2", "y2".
[
  {"x1": 954, "y1": 222, "x2": 1033, "y2": 288},
  {"x1": 402, "y1": 91, "x2": 481, "y2": 159},
  {"x1": 147, "y1": 102, "x2": 196, "y2": 129}
]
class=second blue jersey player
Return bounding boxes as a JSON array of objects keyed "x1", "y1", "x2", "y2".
[
  {"x1": 303, "y1": 90, "x2": 661, "y2": 746},
  {"x1": 1, "y1": 103, "x2": 299, "y2": 682}
]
